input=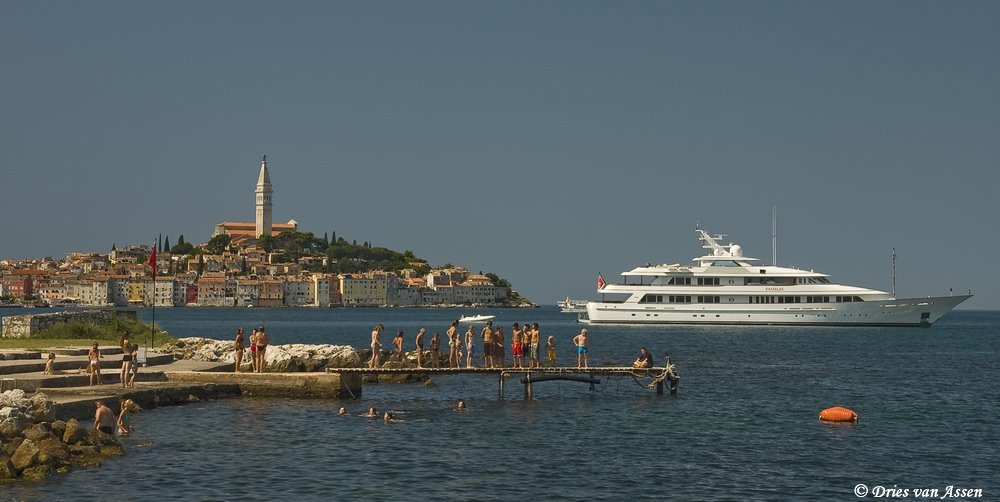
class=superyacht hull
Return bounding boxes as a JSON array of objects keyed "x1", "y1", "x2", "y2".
[{"x1": 583, "y1": 294, "x2": 971, "y2": 327}]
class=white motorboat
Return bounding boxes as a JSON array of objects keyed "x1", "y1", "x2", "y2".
[
  {"x1": 458, "y1": 314, "x2": 495, "y2": 323},
  {"x1": 584, "y1": 229, "x2": 971, "y2": 326},
  {"x1": 557, "y1": 297, "x2": 589, "y2": 313}
]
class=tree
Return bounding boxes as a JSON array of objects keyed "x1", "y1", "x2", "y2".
[
  {"x1": 111, "y1": 243, "x2": 116, "y2": 251},
  {"x1": 163, "y1": 235, "x2": 171, "y2": 252},
  {"x1": 178, "y1": 235, "x2": 186, "y2": 245},
  {"x1": 158, "y1": 234, "x2": 162, "y2": 253},
  {"x1": 485, "y1": 273, "x2": 511, "y2": 288},
  {"x1": 205, "y1": 234, "x2": 233, "y2": 254},
  {"x1": 196, "y1": 254, "x2": 204, "y2": 275}
]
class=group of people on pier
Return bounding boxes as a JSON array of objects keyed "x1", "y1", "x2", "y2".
[
  {"x1": 233, "y1": 326, "x2": 269, "y2": 373},
  {"x1": 367, "y1": 321, "x2": 601, "y2": 369}
]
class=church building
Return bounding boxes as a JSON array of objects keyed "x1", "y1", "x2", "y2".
[{"x1": 213, "y1": 155, "x2": 298, "y2": 244}]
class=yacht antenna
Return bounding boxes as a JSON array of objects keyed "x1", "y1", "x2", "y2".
[
  {"x1": 891, "y1": 248, "x2": 896, "y2": 299},
  {"x1": 771, "y1": 207, "x2": 777, "y2": 266}
]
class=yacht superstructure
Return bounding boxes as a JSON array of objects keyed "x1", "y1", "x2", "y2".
[{"x1": 583, "y1": 230, "x2": 970, "y2": 326}]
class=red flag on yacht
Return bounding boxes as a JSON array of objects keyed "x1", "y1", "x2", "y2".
[
  {"x1": 148, "y1": 247, "x2": 157, "y2": 279},
  {"x1": 597, "y1": 274, "x2": 606, "y2": 290}
]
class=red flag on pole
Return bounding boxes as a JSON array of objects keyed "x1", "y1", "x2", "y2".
[
  {"x1": 597, "y1": 274, "x2": 606, "y2": 290},
  {"x1": 148, "y1": 247, "x2": 157, "y2": 279}
]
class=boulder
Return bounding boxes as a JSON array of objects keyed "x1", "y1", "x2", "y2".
[
  {"x1": 0, "y1": 389, "x2": 27, "y2": 408},
  {"x1": 0, "y1": 407, "x2": 30, "y2": 440},
  {"x1": 0, "y1": 454, "x2": 16, "y2": 480},
  {"x1": 28, "y1": 393, "x2": 55, "y2": 423},
  {"x1": 23, "y1": 423, "x2": 55, "y2": 442},
  {"x1": 50, "y1": 420, "x2": 67, "y2": 440},
  {"x1": 10, "y1": 439, "x2": 40, "y2": 472},
  {"x1": 62, "y1": 418, "x2": 88, "y2": 446},
  {"x1": 3, "y1": 436, "x2": 23, "y2": 456},
  {"x1": 167, "y1": 338, "x2": 363, "y2": 372},
  {"x1": 19, "y1": 464, "x2": 54, "y2": 481},
  {"x1": 36, "y1": 438, "x2": 71, "y2": 468},
  {"x1": 88, "y1": 429, "x2": 118, "y2": 448}
]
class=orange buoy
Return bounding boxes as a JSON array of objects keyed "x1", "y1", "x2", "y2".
[{"x1": 819, "y1": 406, "x2": 858, "y2": 423}]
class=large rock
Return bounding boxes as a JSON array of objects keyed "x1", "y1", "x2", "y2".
[
  {"x1": 62, "y1": 418, "x2": 88, "y2": 446},
  {"x1": 3, "y1": 436, "x2": 23, "y2": 457},
  {"x1": 167, "y1": 337, "x2": 363, "y2": 372},
  {"x1": 36, "y1": 438, "x2": 71, "y2": 468},
  {"x1": 0, "y1": 454, "x2": 16, "y2": 480},
  {"x1": 23, "y1": 423, "x2": 55, "y2": 442},
  {"x1": 10, "y1": 439, "x2": 40, "y2": 472},
  {"x1": 20, "y1": 464, "x2": 54, "y2": 481},
  {"x1": 0, "y1": 406, "x2": 30, "y2": 440},
  {"x1": 50, "y1": 420, "x2": 67, "y2": 440},
  {"x1": 28, "y1": 393, "x2": 55, "y2": 423}
]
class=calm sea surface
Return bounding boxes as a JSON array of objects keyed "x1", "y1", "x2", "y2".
[{"x1": 3, "y1": 307, "x2": 998, "y2": 501}]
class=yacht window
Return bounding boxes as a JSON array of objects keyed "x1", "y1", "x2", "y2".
[
  {"x1": 697, "y1": 277, "x2": 720, "y2": 286},
  {"x1": 709, "y1": 261, "x2": 740, "y2": 267}
]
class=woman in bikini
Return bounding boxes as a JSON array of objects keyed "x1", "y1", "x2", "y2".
[
  {"x1": 464, "y1": 325, "x2": 476, "y2": 368},
  {"x1": 369, "y1": 324, "x2": 384, "y2": 369},
  {"x1": 234, "y1": 327, "x2": 245, "y2": 373},
  {"x1": 88, "y1": 342, "x2": 102, "y2": 386}
]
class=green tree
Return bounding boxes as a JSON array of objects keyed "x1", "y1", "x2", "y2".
[
  {"x1": 205, "y1": 234, "x2": 233, "y2": 254},
  {"x1": 485, "y1": 273, "x2": 511, "y2": 288},
  {"x1": 163, "y1": 235, "x2": 171, "y2": 252},
  {"x1": 196, "y1": 254, "x2": 205, "y2": 275}
]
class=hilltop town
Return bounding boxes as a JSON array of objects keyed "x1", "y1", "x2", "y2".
[{"x1": 0, "y1": 157, "x2": 533, "y2": 309}]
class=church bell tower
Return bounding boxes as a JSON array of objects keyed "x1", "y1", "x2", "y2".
[{"x1": 255, "y1": 154, "x2": 273, "y2": 238}]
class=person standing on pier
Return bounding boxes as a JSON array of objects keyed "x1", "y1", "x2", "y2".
[
  {"x1": 415, "y1": 328, "x2": 426, "y2": 368},
  {"x1": 573, "y1": 328, "x2": 590, "y2": 369},
  {"x1": 529, "y1": 323, "x2": 541, "y2": 368},
  {"x1": 127, "y1": 343, "x2": 139, "y2": 387},
  {"x1": 88, "y1": 342, "x2": 102, "y2": 386},
  {"x1": 393, "y1": 330, "x2": 405, "y2": 362},
  {"x1": 465, "y1": 325, "x2": 476, "y2": 368},
  {"x1": 234, "y1": 327, "x2": 245, "y2": 373},
  {"x1": 257, "y1": 326, "x2": 269, "y2": 372},
  {"x1": 249, "y1": 328, "x2": 259, "y2": 372},
  {"x1": 119, "y1": 339, "x2": 133, "y2": 388},
  {"x1": 447, "y1": 320, "x2": 460, "y2": 368},
  {"x1": 430, "y1": 331, "x2": 441, "y2": 368},
  {"x1": 511, "y1": 323, "x2": 523, "y2": 369},
  {"x1": 495, "y1": 326, "x2": 506, "y2": 367},
  {"x1": 546, "y1": 335, "x2": 556, "y2": 367},
  {"x1": 481, "y1": 321, "x2": 494, "y2": 368},
  {"x1": 369, "y1": 324, "x2": 384, "y2": 369}
]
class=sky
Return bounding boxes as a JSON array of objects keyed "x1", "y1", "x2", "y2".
[{"x1": 1, "y1": 1, "x2": 998, "y2": 309}]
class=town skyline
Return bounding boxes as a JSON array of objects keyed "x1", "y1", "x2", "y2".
[{"x1": 2, "y1": 3, "x2": 997, "y2": 309}]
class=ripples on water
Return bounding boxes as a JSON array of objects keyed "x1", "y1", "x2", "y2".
[{"x1": 4, "y1": 308, "x2": 999, "y2": 500}]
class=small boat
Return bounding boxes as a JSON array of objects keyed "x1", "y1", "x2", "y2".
[
  {"x1": 458, "y1": 314, "x2": 495, "y2": 324},
  {"x1": 558, "y1": 297, "x2": 589, "y2": 313}
]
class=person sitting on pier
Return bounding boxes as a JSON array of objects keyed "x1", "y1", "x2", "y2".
[
  {"x1": 633, "y1": 347, "x2": 654, "y2": 368},
  {"x1": 44, "y1": 353, "x2": 56, "y2": 375}
]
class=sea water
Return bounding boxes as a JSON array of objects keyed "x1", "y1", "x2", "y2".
[{"x1": 3, "y1": 307, "x2": 998, "y2": 501}]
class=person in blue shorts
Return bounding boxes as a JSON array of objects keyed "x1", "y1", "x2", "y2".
[{"x1": 573, "y1": 328, "x2": 590, "y2": 368}]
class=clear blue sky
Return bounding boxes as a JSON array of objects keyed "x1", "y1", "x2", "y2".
[{"x1": 2, "y1": 1, "x2": 998, "y2": 309}]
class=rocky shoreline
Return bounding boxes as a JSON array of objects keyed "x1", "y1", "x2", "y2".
[{"x1": 1, "y1": 389, "x2": 124, "y2": 481}]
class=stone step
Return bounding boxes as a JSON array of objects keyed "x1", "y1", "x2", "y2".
[
  {"x1": 1, "y1": 370, "x2": 169, "y2": 392},
  {"x1": 0, "y1": 353, "x2": 175, "y2": 376}
]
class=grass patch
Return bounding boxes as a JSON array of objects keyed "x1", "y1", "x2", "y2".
[{"x1": 0, "y1": 318, "x2": 178, "y2": 350}]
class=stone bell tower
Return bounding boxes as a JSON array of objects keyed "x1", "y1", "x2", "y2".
[{"x1": 255, "y1": 154, "x2": 273, "y2": 238}]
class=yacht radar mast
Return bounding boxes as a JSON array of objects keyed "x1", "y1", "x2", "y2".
[{"x1": 696, "y1": 229, "x2": 736, "y2": 257}]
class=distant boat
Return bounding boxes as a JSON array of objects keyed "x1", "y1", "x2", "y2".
[
  {"x1": 458, "y1": 314, "x2": 495, "y2": 323},
  {"x1": 557, "y1": 297, "x2": 589, "y2": 313}
]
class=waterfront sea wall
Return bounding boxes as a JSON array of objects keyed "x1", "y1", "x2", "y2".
[{"x1": 1, "y1": 310, "x2": 137, "y2": 338}]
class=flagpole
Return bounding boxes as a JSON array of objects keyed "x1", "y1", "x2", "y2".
[{"x1": 148, "y1": 243, "x2": 157, "y2": 351}]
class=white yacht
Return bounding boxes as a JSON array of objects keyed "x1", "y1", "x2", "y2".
[{"x1": 583, "y1": 229, "x2": 970, "y2": 326}]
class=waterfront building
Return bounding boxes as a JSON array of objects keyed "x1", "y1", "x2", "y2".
[
  {"x1": 283, "y1": 277, "x2": 316, "y2": 307},
  {"x1": 339, "y1": 273, "x2": 390, "y2": 306},
  {"x1": 211, "y1": 155, "x2": 298, "y2": 245}
]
